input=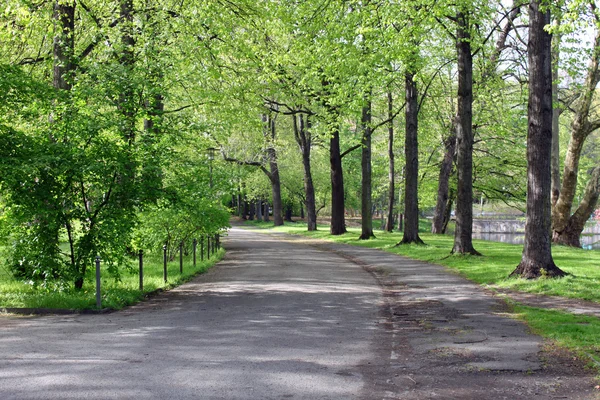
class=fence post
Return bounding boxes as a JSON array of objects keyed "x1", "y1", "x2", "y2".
[
  {"x1": 200, "y1": 236, "x2": 204, "y2": 261},
  {"x1": 95, "y1": 256, "x2": 101, "y2": 309},
  {"x1": 207, "y1": 235, "x2": 211, "y2": 260},
  {"x1": 139, "y1": 249, "x2": 144, "y2": 291},
  {"x1": 179, "y1": 241, "x2": 183, "y2": 274},
  {"x1": 193, "y1": 238, "x2": 197, "y2": 267},
  {"x1": 163, "y1": 245, "x2": 168, "y2": 283}
]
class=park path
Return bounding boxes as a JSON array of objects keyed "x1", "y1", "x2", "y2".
[{"x1": 0, "y1": 227, "x2": 597, "y2": 399}]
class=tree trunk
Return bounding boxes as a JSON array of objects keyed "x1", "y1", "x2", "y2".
[
  {"x1": 264, "y1": 114, "x2": 284, "y2": 226},
  {"x1": 551, "y1": 29, "x2": 562, "y2": 207},
  {"x1": 434, "y1": 2, "x2": 520, "y2": 236},
  {"x1": 285, "y1": 203, "x2": 294, "y2": 222},
  {"x1": 359, "y1": 97, "x2": 375, "y2": 240},
  {"x1": 452, "y1": 11, "x2": 480, "y2": 255},
  {"x1": 551, "y1": 27, "x2": 600, "y2": 246},
  {"x1": 399, "y1": 72, "x2": 423, "y2": 245},
  {"x1": 330, "y1": 127, "x2": 347, "y2": 235},
  {"x1": 432, "y1": 120, "x2": 457, "y2": 234},
  {"x1": 256, "y1": 198, "x2": 263, "y2": 221},
  {"x1": 293, "y1": 114, "x2": 317, "y2": 231},
  {"x1": 53, "y1": 1, "x2": 75, "y2": 91},
  {"x1": 441, "y1": 188, "x2": 455, "y2": 234},
  {"x1": 263, "y1": 201, "x2": 270, "y2": 222},
  {"x1": 249, "y1": 202, "x2": 256, "y2": 220},
  {"x1": 385, "y1": 91, "x2": 396, "y2": 232},
  {"x1": 553, "y1": 167, "x2": 600, "y2": 247},
  {"x1": 511, "y1": 1, "x2": 565, "y2": 278}
]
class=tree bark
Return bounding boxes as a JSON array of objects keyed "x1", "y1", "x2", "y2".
[
  {"x1": 511, "y1": 1, "x2": 565, "y2": 278},
  {"x1": 551, "y1": 28, "x2": 562, "y2": 207},
  {"x1": 551, "y1": 27, "x2": 600, "y2": 246},
  {"x1": 452, "y1": 11, "x2": 480, "y2": 255},
  {"x1": 263, "y1": 114, "x2": 284, "y2": 226},
  {"x1": 292, "y1": 113, "x2": 317, "y2": 231},
  {"x1": 441, "y1": 188, "x2": 455, "y2": 234},
  {"x1": 399, "y1": 72, "x2": 424, "y2": 245},
  {"x1": 433, "y1": 3, "x2": 521, "y2": 237},
  {"x1": 359, "y1": 97, "x2": 375, "y2": 240},
  {"x1": 256, "y1": 198, "x2": 263, "y2": 221},
  {"x1": 53, "y1": 1, "x2": 75, "y2": 91},
  {"x1": 553, "y1": 167, "x2": 600, "y2": 247},
  {"x1": 249, "y1": 201, "x2": 255, "y2": 221},
  {"x1": 285, "y1": 203, "x2": 294, "y2": 222},
  {"x1": 432, "y1": 120, "x2": 457, "y2": 234},
  {"x1": 385, "y1": 91, "x2": 396, "y2": 232},
  {"x1": 330, "y1": 126, "x2": 347, "y2": 235}
]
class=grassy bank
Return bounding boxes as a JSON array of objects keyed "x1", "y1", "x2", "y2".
[
  {"x1": 243, "y1": 220, "x2": 600, "y2": 369},
  {"x1": 0, "y1": 248, "x2": 225, "y2": 311}
]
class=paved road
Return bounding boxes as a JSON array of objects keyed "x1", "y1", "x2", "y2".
[
  {"x1": 0, "y1": 227, "x2": 597, "y2": 399},
  {"x1": 0, "y1": 228, "x2": 381, "y2": 399}
]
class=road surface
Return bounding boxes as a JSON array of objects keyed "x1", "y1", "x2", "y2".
[{"x1": 0, "y1": 227, "x2": 596, "y2": 399}]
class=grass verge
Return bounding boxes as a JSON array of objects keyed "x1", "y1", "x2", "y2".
[
  {"x1": 0, "y1": 248, "x2": 225, "y2": 311},
  {"x1": 512, "y1": 304, "x2": 600, "y2": 369}
]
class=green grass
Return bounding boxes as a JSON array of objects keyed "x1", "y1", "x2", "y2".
[
  {"x1": 0, "y1": 248, "x2": 225, "y2": 311},
  {"x1": 512, "y1": 304, "x2": 600, "y2": 368}
]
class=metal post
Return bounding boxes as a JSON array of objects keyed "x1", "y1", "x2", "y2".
[
  {"x1": 163, "y1": 245, "x2": 168, "y2": 283},
  {"x1": 193, "y1": 238, "x2": 197, "y2": 267},
  {"x1": 200, "y1": 236, "x2": 204, "y2": 261},
  {"x1": 95, "y1": 256, "x2": 101, "y2": 309},
  {"x1": 179, "y1": 241, "x2": 183, "y2": 273},
  {"x1": 139, "y1": 249, "x2": 144, "y2": 291}
]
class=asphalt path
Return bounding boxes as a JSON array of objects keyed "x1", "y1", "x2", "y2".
[
  {"x1": 0, "y1": 228, "x2": 381, "y2": 400},
  {"x1": 0, "y1": 227, "x2": 597, "y2": 399}
]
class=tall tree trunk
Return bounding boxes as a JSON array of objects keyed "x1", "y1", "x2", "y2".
[
  {"x1": 330, "y1": 126, "x2": 347, "y2": 235},
  {"x1": 433, "y1": 2, "x2": 520, "y2": 235},
  {"x1": 263, "y1": 113, "x2": 284, "y2": 226},
  {"x1": 285, "y1": 203, "x2": 294, "y2": 222},
  {"x1": 53, "y1": 0, "x2": 78, "y2": 287},
  {"x1": 511, "y1": 0, "x2": 565, "y2": 278},
  {"x1": 292, "y1": 113, "x2": 317, "y2": 231},
  {"x1": 359, "y1": 97, "x2": 375, "y2": 240},
  {"x1": 399, "y1": 72, "x2": 424, "y2": 245},
  {"x1": 53, "y1": 1, "x2": 75, "y2": 91},
  {"x1": 441, "y1": 188, "x2": 455, "y2": 234},
  {"x1": 249, "y1": 201, "x2": 255, "y2": 221},
  {"x1": 385, "y1": 91, "x2": 396, "y2": 232},
  {"x1": 256, "y1": 198, "x2": 263, "y2": 221},
  {"x1": 552, "y1": 27, "x2": 600, "y2": 246},
  {"x1": 432, "y1": 120, "x2": 457, "y2": 234},
  {"x1": 263, "y1": 200, "x2": 270, "y2": 222},
  {"x1": 551, "y1": 27, "x2": 562, "y2": 207},
  {"x1": 452, "y1": 11, "x2": 480, "y2": 255}
]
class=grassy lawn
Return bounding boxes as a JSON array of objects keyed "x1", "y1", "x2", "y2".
[
  {"x1": 0, "y1": 248, "x2": 224, "y2": 311},
  {"x1": 243, "y1": 219, "x2": 600, "y2": 369}
]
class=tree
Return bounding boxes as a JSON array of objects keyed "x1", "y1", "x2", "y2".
[
  {"x1": 399, "y1": 71, "x2": 424, "y2": 244},
  {"x1": 292, "y1": 113, "x2": 318, "y2": 231},
  {"x1": 551, "y1": 5, "x2": 600, "y2": 247},
  {"x1": 511, "y1": 0, "x2": 566, "y2": 278},
  {"x1": 452, "y1": 8, "x2": 481, "y2": 255}
]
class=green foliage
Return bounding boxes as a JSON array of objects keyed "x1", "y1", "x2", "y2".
[{"x1": 133, "y1": 198, "x2": 229, "y2": 260}]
